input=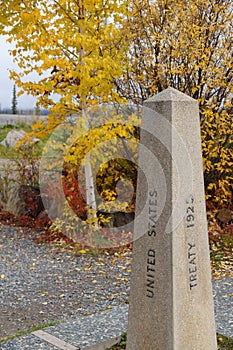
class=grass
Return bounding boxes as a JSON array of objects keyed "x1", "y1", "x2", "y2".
[
  {"x1": 0, "y1": 321, "x2": 62, "y2": 343},
  {"x1": 0, "y1": 122, "x2": 31, "y2": 142},
  {"x1": 0, "y1": 122, "x2": 47, "y2": 159},
  {"x1": 110, "y1": 333, "x2": 127, "y2": 349},
  {"x1": 217, "y1": 333, "x2": 233, "y2": 349},
  {"x1": 108, "y1": 332, "x2": 233, "y2": 349}
]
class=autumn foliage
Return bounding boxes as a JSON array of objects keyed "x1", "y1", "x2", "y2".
[
  {"x1": 116, "y1": 0, "x2": 233, "y2": 208},
  {"x1": 0, "y1": 0, "x2": 232, "y2": 215}
]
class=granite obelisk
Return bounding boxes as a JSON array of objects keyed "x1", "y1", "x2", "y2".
[{"x1": 126, "y1": 87, "x2": 217, "y2": 349}]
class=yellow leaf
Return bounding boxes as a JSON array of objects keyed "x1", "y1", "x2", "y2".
[{"x1": 79, "y1": 249, "x2": 87, "y2": 254}]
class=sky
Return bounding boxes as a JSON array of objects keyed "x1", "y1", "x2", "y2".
[{"x1": 0, "y1": 36, "x2": 37, "y2": 110}]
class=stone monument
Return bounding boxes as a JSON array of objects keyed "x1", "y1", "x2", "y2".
[{"x1": 126, "y1": 87, "x2": 217, "y2": 349}]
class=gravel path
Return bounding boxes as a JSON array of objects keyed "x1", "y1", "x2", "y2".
[
  {"x1": 213, "y1": 277, "x2": 233, "y2": 339},
  {"x1": 0, "y1": 224, "x2": 131, "y2": 340},
  {"x1": 1, "y1": 223, "x2": 233, "y2": 347}
]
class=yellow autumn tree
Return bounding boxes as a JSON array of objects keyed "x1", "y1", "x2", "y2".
[
  {"x1": 116, "y1": 0, "x2": 233, "y2": 208},
  {"x1": 0, "y1": 0, "x2": 129, "y2": 130},
  {"x1": 39, "y1": 106, "x2": 139, "y2": 246},
  {"x1": 0, "y1": 0, "x2": 140, "y2": 246}
]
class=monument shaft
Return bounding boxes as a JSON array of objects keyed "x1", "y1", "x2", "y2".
[{"x1": 126, "y1": 88, "x2": 217, "y2": 350}]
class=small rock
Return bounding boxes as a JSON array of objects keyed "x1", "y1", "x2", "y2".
[
  {"x1": 216, "y1": 208, "x2": 232, "y2": 226},
  {"x1": 1, "y1": 129, "x2": 39, "y2": 148}
]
